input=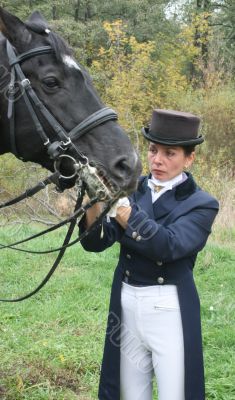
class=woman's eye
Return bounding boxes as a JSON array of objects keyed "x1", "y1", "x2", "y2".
[{"x1": 43, "y1": 77, "x2": 59, "y2": 88}]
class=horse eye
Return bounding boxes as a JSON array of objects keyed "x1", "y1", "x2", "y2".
[{"x1": 43, "y1": 77, "x2": 59, "y2": 88}]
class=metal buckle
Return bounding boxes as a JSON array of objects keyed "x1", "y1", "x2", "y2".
[
  {"x1": 21, "y1": 78, "x2": 31, "y2": 89},
  {"x1": 61, "y1": 138, "x2": 71, "y2": 148},
  {"x1": 8, "y1": 83, "x2": 15, "y2": 93}
]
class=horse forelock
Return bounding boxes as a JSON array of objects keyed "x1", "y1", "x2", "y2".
[
  {"x1": 47, "y1": 31, "x2": 72, "y2": 61},
  {"x1": 45, "y1": 32, "x2": 84, "y2": 74},
  {"x1": 25, "y1": 20, "x2": 72, "y2": 62}
]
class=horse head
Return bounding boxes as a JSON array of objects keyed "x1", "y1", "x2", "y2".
[{"x1": 0, "y1": 8, "x2": 141, "y2": 198}]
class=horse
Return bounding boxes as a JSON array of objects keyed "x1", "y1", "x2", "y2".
[{"x1": 0, "y1": 8, "x2": 141, "y2": 198}]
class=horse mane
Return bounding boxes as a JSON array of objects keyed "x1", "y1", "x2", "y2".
[{"x1": 25, "y1": 20, "x2": 72, "y2": 61}]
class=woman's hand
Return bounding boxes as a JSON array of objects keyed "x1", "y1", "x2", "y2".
[
  {"x1": 84, "y1": 195, "x2": 131, "y2": 230},
  {"x1": 106, "y1": 197, "x2": 131, "y2": 229},
  {"x1": 84, "y1": 197, "x2": 104, "y2": 229},
  {"x1": 115, "y1": 205, "x2": 132, "y2": 229}
]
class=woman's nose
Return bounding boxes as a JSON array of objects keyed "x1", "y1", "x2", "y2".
[{"x1": 153, "y1": 152, "x2": 163, "y2": 164}]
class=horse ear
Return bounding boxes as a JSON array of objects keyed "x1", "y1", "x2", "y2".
[
  {"x1": 25, "y1": 11, "x2": 50, "y2": 34},
  {"x1": 0, "y1": 7, "x2": 32, "y2": 47}
]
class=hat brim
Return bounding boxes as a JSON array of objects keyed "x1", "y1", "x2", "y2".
[{"x1": 142, "y1": 127, "x2": 204, "y2": 146}]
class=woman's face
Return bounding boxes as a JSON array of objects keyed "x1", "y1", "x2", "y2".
[{"x1": 148, "y1": 142, "x2": 195, "y2": 181}]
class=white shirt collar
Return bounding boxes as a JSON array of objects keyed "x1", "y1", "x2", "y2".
[
  {"x1": 149, "y1": 172, "x2": 184, "y2": 190},
  {"x1": 148, "y1": 172, "x2": 186, "y2": 203}
]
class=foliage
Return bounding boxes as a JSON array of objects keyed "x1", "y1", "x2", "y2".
[
  {"x1": 181, "y1": 11, "x2": 213, "y2": 83},
  {"x1": 91, "y1": 20, "x2": 189, "y2": 154},
  {"x1": 169, "y1": 85, "x2": 235, "y2": 169},
  {"x1": 182, "y1": 0, "x2": 235, "y2": 76},
  {"x1": 209, "y1": 1, "x2": 235, "y2": 73},
  {"x1": 90, "y1": 20, "x2": 235, "y2": 174}
]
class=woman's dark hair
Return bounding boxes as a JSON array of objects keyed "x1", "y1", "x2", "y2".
[{"x1": 183, "y1": 145, "x2": 195, "y2": 156}]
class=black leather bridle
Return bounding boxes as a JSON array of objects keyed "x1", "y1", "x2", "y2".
[
  {"x1": 0, "y1": 40, "x2": 120, "y2": 302},
  {"x1": 6, "y1": 40, "x2": 118, "y2": 165}
]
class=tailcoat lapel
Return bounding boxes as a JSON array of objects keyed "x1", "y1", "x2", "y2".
[
  {"x1": 151, "y1": 172, "x2": 198, "y2": 221},
  {"x1": 133, "y1": 173, "x2": 197, "y2": 222},
  {"x1": 132, "y1": 176, "x2": 155, "y2": 220},
  {"x1": 152, "y1": 189, "x2": 179, "y2": 220}
]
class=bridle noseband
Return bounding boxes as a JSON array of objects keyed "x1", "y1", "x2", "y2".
[{"x1": 6, "y1": 40, "x2": 118, "y2": 173}]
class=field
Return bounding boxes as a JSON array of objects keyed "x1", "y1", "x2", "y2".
[{"x1": 0, "y1": 224, "x2": 234, "y2": 400}]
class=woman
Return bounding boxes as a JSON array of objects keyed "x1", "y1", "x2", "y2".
[{"x1": 79, "y1": 109, "x2": 219, "y2": 400}]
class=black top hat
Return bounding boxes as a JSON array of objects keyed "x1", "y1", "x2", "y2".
[{"x1": 142, "y1": 109, "x2": 204, "y2": 146}]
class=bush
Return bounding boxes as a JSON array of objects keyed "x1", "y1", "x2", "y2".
[{"x1": 171, "y1": 85, "x2": 235, "y2": 169}]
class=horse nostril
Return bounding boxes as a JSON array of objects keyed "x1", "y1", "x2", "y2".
[
  {"x1": 113, "y1": 157, "x2": 131, "y2": 177},
  {"x1": 118, "y1": 160, "x2": 129, "y2": 171},
  {"x1": 107, "y1": 153, "x2": 141, "y2": 194}
]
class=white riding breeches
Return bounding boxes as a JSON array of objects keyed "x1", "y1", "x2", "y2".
[{"x1": 120, "y1": 282, "x2": 185, "y2": 400}]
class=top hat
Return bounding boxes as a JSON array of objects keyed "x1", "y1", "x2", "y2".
[{"x1": 142, "y1": 109, "x2": 204, "y2": 146}]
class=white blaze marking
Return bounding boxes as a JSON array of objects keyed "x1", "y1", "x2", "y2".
[{"x1": 63, "y1": 55, "x2": 81, "y2": 71}]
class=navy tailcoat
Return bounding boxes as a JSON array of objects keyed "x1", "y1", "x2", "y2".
[{"x1": 80, "y1": 173, "x2": 219, "y2": 400}]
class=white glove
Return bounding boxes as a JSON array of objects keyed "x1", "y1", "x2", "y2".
[{"x1": 107, "y1": 197, "x2": 130, "y2": 218}]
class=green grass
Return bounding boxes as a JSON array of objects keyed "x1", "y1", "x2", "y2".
[{"x1": 0, "y1": 225, "x2": 234, "y2": 399}]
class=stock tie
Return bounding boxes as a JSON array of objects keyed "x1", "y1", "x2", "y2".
[{"x1": 153, "y1": 185, "x2": 165, "y2": 193}]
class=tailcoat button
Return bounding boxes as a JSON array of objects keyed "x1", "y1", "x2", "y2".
[
  {"x1": 132, "y1": 231, "x2": 138, "y2": 239},
  {"x1": 125, "y1": 270, "x2": 130, "y2": 277},
  {"x1": 136, "y1": 235, "x2": 142, "y2": 242},
  {"x1": 157, "y1": 277, "x2": 164, "y2": 284},
  {"x1": 156, "y1": 261, "x2": 163, "y2": 266},
  {"x1": 126, "y1": 254, "x2": 131, "y2": 259}
]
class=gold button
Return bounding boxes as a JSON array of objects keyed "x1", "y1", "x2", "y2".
[
  {"x1": 132, "y1": 231, "x2": 138, "y2": 239},
  {"x1": 126, "y1": 254, "x2": 131, "y2": 259},
  {"x1": 125, "y1": 270, "x2": 130, "y2": 277},
  {"x1": 157, "y1": 277, "x2": 164, "y2": 284},
  {"x1": 136, "y1": 235, "x2": 142, "y2": 242}
]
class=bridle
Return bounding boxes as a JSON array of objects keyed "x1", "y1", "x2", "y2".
[
  {"x1": 6, "y1": 39, "x2": 119, "y2": 200},
  {"x1": 0, "y1": 40, "x2": 121, "y2": 302},
  {"x1": 6, "y1": 40, "x2": 118, "y2": 170}
]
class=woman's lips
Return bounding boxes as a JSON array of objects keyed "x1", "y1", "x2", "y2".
[{"x1": 153, "y1": 169, "x2": 165, "y2": 174}]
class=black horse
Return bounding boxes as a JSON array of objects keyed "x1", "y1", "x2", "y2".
[{"x1": 0, "y1": 8, "x2": 141, "y2": 196}]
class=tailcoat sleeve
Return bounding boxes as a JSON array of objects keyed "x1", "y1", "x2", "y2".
[
  {"x1": 79, "y1": 214, "x2": 124, "y2": 252},
  {"x1": 123, "y1": 194, "x2": 219, "y2": 262}
]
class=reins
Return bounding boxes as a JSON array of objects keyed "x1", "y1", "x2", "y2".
[
  {"x1": 0, "y1": 37, "x2": 122, "y2": 301},
  {"x1": 0, "y1": 166, "x2": 118, "y2": 302},
  {"x1": 0, "y1": 193, "x2": 115, "y2": 303},
  {"x1": 0, "y1": 171, "x2": 59, "y2": 209}
]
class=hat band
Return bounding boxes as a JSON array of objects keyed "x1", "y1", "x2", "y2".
[{"x1": 142, "y1": 127, "x2": 204, "y2": 145}]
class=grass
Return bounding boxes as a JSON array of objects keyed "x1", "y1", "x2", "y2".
[{"x1": 0, "y1": 224, "x2": 234, "y2": 399}]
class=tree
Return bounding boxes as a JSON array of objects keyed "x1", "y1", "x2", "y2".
[
  {"x1": 210, "y1": 0, "x2": 235, "y2": 73},
  {"x1": 181, "y1": 0, "x2": 235, "y2": 79},
  {"x1": 74, "y1": 0, "x2": 81, "y2": 22},
  {"x1": 91, "y1": 21, "x2": 188, "y2": 154}
]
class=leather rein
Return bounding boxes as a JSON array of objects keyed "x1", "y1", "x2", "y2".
[{"x1": 0, "y1": 40, "x2": 119, "y2": 302}]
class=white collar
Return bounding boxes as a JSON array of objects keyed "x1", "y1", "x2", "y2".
[
  {"x1": 148, "y1": 172, "x2": 186, "y2": 203},
  {"x1": 149, "y1": 172, "x2": 184, "y2": 190}
]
